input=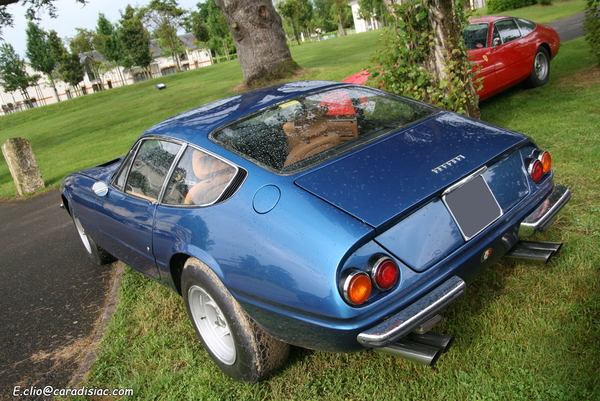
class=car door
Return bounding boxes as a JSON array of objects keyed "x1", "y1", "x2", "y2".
[
  {"x1": 491, "y1": 18, "x2": 530, "y2": 90},
  {"x1": 152, "y1": 145, "x2": 241, "y2": 280},
  {"x1": 464, "y1": 22, "x2": 496, "y2": 100},
  {"x1": 93, "y1": 138, "x2": 182, "y2": 278}
]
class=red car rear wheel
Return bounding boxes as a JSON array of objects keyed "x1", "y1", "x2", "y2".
[{"x1": 526, "y1": 47, "x2": 550, "y2": 88}]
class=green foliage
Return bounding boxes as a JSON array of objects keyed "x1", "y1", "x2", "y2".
[
  {"x1": 278, "y1": 0, "x2": 313, "y2": 45},
  {"x1": 329, "y1": 0, "x2": 354, "y2": 35},
  {"x1": 190, "y1": 0, "x2": 234, "y2": 61},
  {"x1": 487, "y1": 0, "x2": 536, "y2": 13},
  {"x1": 358, "y1": 0, "x2": 388, "y2": 26},
  {"x1": 143, "y1": 0, "x2": 188, "y2": 72},
  {"x1": 0, "y1": 43, "x2": 33, "y2": 98},
  {"x1": 312, "y1": 0, "x2": 338, "y2": 32},
  {"x1": 44, "y1": 28, "x2": 83, "y2": 88},
  {"x1": 94, "y1": 13, "x2": 116, "y2": 59},
  {"x1": 46, "y1": 30, "x2": 66, "y2": 62},
  {"x1": 25, "y1": 22, "x2": 55, "y2": 75},
  {"x1": 371, "y1": 0, "x2": 479, "y2": 117},
  {"x1": 69, "y1": 28, "x2": 95, "y2": 55},
  {"x1": 584, "y1": 0, "x2": 600, "y2": 63},
  {"x1": 186, "y1": 11, "x2": 210, "y2": 44},
  {"x1": 59, "y1": 52, "x2": 85, "y2": 88},
  {"x1": 471, "y1": 0, "x2": 587, "y2": 23},
  {"x1": 119, "y1": 5, "x2": 153, "y2": 71}
]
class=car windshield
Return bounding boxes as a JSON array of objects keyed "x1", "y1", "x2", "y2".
[{"x1": 211, "y1": 86, "x2": 435, "y2": 174}]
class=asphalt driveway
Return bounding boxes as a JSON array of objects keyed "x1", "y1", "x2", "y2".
[
  {"x1": 0, "y1": 190, "x2": 114, "y2": 400},
  {"x1": 547, "y1": 11, "x2": 586, "y2": 43}
]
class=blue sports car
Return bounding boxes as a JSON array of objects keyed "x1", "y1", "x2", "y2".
[{"x1": 61, "y1": 81, "x2": 570, "y2": 382}]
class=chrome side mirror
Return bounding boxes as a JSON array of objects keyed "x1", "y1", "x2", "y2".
[
  {"x1": 493, "y1": 38, "x2": 502, "y2": 47},
  {"x1": 92, "y1": 181, "x2": 109, "y2": 197}
]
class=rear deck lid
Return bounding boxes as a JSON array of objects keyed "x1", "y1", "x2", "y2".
[{"x1": 294, "y1": 112, "x2": 527, "y2": 228}]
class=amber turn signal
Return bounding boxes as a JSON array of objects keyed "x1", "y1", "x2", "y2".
[
  {"x1": 539, "y1": 151, "x2": 552, "y2": 173},
  {"x1": 342, "y1": 270, "x2": 372, "y2": 305}
]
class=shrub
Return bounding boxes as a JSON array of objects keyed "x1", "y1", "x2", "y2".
[
  {"x1": 487, "y1": 0, "x2": 536, "y2": 13},
  {"x1": 584, "y1": 0, "x2": 600, "y2": 63}
]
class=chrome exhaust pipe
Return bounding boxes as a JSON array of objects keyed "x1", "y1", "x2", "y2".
[
  {"x1": 503, "y1": 241, "x2": 563, "y2": 264},
  {"x1": 406, "y1": 331, "x2": 455, "y2": 353},
  {"x1": 375, "y1": 340, "x2": 442, "y2": 366}
]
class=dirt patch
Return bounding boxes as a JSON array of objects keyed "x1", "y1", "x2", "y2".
[
  {"x1": 557, "y1": 65, "x2": 600, "y2": 86},
  {"x1": 29, "y1": 337, "x2": 93, "y2": 366}
]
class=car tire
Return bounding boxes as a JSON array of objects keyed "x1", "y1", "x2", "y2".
[
  {"x1": 181, "y1": 257, "x2": 290, "y2": 382},
  {"x1": 70, "y1": 206, "x2": 116, "y2": 265},
  {"x1": 526, "y1": 47, "x2": 550, "y2": 88}
]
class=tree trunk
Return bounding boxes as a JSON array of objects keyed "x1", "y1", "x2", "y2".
[
  {"x1": 337, "y1": 14, "x2": 346, "y2": 36},
  {"x1": 47, "y1": 75, "x2": 60, "y2": 102},
  {"x1": 221, "y1": 38, "x2": 230, "y2": 61},
  {"x1": 214, "y1": 0, "x2": 301, "y2": 87},
  {"x1": 383, "y1": 0, "x2": 479, "y2": 118},
  {"x1": 427, "y1": 0, "x2": 479, "y2": 118}
]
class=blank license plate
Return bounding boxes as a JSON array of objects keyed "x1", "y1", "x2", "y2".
[{"x1": 443, "y1": 175, "x2": 502, "y2": 240}]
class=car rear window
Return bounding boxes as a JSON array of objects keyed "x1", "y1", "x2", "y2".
[{"x1": 210, "y1": 86, "x2": 435, "y2": 174}]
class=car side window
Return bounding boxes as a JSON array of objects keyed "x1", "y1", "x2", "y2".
[
  {"x1": 113, "y1": 148, "x2": 137, "y2": 191},
  {"x1": 125, "y1": 139, "x2": 181, "y2": 201},
  {"x1": 162, "y1": 147, "x2": 237, "y2": 206},
  {"x1": 516, "y1": 18, "x2": 536, "y2": 36},
  {"x1": 464, "y1": 23, "x2": 489, "y2": 49},
  {"x1": 494, "y1": 19, "x2": 522, "y2": 44}
]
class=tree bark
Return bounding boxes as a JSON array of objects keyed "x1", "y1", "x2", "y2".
[
  {"x1": 214, "y1": 0, "x2": 300, "y2": 87},
  {"x1": 427, "y1": 0, "x2": 479, "y2": 118},
  {"x1": 383, "y1": 0, "x2": 479, "y2": 118}
]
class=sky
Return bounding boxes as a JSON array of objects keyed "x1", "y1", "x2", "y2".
[{"x1": 2, "y1": 0, "x2": 201, "y2": 58}]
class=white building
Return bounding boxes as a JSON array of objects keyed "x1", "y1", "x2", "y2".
[
  {"x1": 1, "y1": 33, "x2": 212, "y2": 114},
  {"x1": 349, "y1": 0, "x2": 382, "y2": 34}
]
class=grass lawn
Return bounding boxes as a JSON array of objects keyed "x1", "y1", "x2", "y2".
[
  {"x1": 471, "y1": 0, "x2": 588, "y2": 22},
  {"x1": 1, "y1": 5, "x2": 598, "y2": 400}
]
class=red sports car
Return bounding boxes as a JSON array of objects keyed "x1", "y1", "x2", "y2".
[{"x1": 343, "y1": 17, "x2": 561, "y2": 101}]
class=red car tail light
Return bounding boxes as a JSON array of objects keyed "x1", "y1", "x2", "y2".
[
  {"x1": 528, "y1": 159, "x2": 544, "y2": 183},
  {"x1": 369, "y1": 255, "x2": 399, "y2": 291},
  {"x1": 341, "y1": 270, "x2": 372, "y2": 305}
]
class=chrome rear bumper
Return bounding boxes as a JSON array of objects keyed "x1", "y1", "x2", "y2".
[
  {"x1": 518, "y1": 184, "x2": 571, "y2": 238},
  {"x1": 357, "y1": 276, "x2": 465, "y2": 348}
]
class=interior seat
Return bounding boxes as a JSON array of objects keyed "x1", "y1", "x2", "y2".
[{"x1": 184, "y1": 151, "x2": 235, "y2": 205}]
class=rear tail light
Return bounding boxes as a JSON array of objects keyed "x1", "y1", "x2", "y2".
[
  {"x1": 369, "y1": 255, "x2": 400, "y2": 290},
  {"x1": 341, "y1": 270, "x2": 372, "y2": 305},
  {"x1": 340, "y1": 254, "x2": 401, "y2": 306},
  {"x1": 539, "y1": 151, "x2": 552, "y2": 173},
  {"x1": 527, "y1": 150, "x2": 552, "y2": 183},
  {"x1": 528, "y1": 159, "x2": 544, "y2": 183}
]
